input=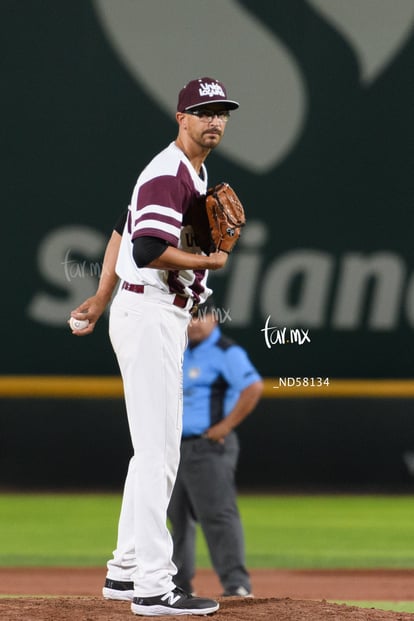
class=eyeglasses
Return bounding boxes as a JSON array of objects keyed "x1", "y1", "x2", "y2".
[{"x1": 185, "y1": 109, "x2": 230, "y2": 123}]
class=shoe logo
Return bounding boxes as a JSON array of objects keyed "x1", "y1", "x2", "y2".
[{"x1": 161, "y1": 591, "x2": 181, "y2": 606}]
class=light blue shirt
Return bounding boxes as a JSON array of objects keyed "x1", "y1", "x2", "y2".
[{"x1": 182, "y1": 327, "x2": 262, "y2": 438}]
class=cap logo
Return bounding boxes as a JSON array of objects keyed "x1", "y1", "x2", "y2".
[{"x1": 199, "y1": 81, "x2": 225, "y2": 98}]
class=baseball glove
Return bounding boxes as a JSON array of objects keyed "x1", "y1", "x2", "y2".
[{"x1": 191, "y1": 182, "x2": 246, "y2": 254}]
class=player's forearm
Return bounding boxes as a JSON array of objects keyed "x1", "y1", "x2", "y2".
[
  {"x1": 95, "y1": 230, "x2": 121, "y2": 304},
  {"x1": 70, "y1": 230, "x2": 121, "y2": 334},
  {"x1": 147, "y1": 245, "x2": 228, "y2": 271}
]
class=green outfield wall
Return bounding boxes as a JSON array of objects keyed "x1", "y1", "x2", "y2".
[{"x1": 2, "y1": 1, "x2": 414, "y2": 380}]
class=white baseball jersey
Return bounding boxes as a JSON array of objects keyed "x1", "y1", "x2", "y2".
[{"x1": 116, "y1": 141, "x2": 212, "y2": 305}]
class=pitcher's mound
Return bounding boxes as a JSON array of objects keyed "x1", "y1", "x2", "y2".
[{"x1": 1, "y1": 596, "x2": 414, "y2": 621}]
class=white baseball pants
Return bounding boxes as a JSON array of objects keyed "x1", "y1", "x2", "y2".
[{"x1": 106, "y1": 286, "x2": 189, "y2": 597}]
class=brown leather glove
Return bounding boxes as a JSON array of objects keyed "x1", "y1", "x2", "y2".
[{"x1": 191, "y1": 182, "x2": 246, "y2": 254}]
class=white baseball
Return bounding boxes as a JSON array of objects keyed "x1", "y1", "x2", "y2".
[{"x1": 69, "y1": 317, "x2": 89, "y2": 331}]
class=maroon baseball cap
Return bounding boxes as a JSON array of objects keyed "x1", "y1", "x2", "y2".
[{"x1": 177, "y1": 77, "x2": 239, "y2": 112}]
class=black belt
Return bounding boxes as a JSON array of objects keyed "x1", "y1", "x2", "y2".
[
  {"x1": 122, "y1": 281, "x2": 192, "y2": 311},
  {"x1": 181, "y1": 434, "x2": 204, "y2": 442}
]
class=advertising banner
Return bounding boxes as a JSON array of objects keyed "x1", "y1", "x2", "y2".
[{"x1": 2, "y1": 1, "x2": 413, "y2": 378}]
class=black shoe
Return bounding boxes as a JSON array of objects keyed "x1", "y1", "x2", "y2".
[
  {"x1": 222, "y1": 586, "x2": 253, "y2": 597},
  {"x1": 131, "y1": 586, "x2": 219, "y2": 616},
  {"x1": 103, "y1": 577, "x2": 134, "y2": 601}
]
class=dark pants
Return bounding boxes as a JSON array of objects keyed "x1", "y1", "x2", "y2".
[{"x1": 167, "y1": 432, "x2": 251, "y2": 594}]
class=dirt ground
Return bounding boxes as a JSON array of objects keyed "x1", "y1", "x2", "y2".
[{"x1": 1, "y1": 567, "x2": 414, "y2": 620}]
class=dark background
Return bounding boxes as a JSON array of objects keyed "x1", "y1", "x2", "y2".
[
  {"x1": 2, "y1": 397, "x2": 414, "y2": 492},
  {"x1": 1, "y1": 1, "x2": 414, "y2": 489},
  {"x1": 2, "y1": 0, "x2": 414, "y2": 378}
]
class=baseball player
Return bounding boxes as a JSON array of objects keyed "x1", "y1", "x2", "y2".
[
  {"x1": 70, "y1": 78, "x2": 239, "y2": 616},
  {"x1": 168, "y1": 299, "x2": 263, "y2": 597}
]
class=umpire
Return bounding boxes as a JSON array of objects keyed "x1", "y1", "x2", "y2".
[{"x1": 167, "y1": 298, "x2": 263, "y2": 597}]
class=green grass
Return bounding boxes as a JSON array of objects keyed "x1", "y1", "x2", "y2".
[
  {"x1": 0, "y1": 494, "x2": 121, "y2": 566},
  {"x1": 335, "y1": 601, "x2": 414, "y2": 613},
  {"x1": 229, "y1": 495, "x2": 414, "y2": 569},
  {"x1": 1, "y1": 493, "x2": 414, "y2": 614},
  {"x1": 1, "y1": 493, "x2": 414, "y2": 569}
]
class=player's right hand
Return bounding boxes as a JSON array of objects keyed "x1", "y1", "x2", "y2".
[
  {"x1": 208, "y1": 250, "x2": 228, "y2": 270},
  {"x1": 70, "y1": 295, "x2": 107, "y2": 336}
]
